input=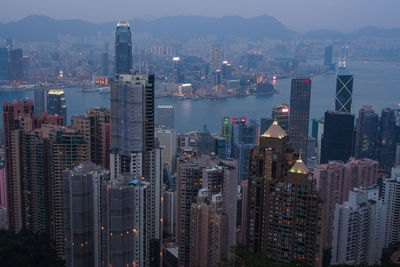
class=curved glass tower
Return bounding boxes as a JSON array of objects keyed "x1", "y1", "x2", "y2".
[{"x1": 115, "y1": 21, "x2": 132, "y2": 75}]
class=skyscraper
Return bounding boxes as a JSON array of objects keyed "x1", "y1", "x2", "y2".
[
  {"x1": 110, "y1": 73, "x2": 155, "y2": 177},
  {"x1": 64, "y1": 163, "x2": 109, "y2": 267},
  {"x1": 176, "y1": 154, "x2": 203, "y2": 267},
  {"x1": 231, "y1": 118, "x2": 259, "y2": 182},
  {"x1": 110, "y1": 71, "x2": 162, "y2": 265},
  {"x1": 377, "y1": 108, "x2": 397, "y2": 173},
  {"x1": 72, "y1": 108, "x2": 111, "y2": 169},
  {"x1": 260, "y1": 117, "x2": 273, "y2": 136},
  {"x1": 0, "y1": 47, "x2": 9, "y2": 81},
  {"x1": 9, "y1": 49, "x2": 23, "y2": 82},
  {"x1": 321, "y1": 111, "x2": 354, "y2": 164},
  {"x1": 0, "y1": 157, "x2": 6, "y2": 209},
  {"x1": 382, "y1": 167, "x2": 400, "y2": 247},
  {"x1": 272, "y1": 104, "x2": 289, "y2": 133},
  {"x1": 100, "y1": 174, "x2": 151, "y2": 266},
  {"x1": 355, "y1": 106, "x2": 378, "y2": 159},
  {"x1": 210, "y1": 46, "x2": 223, "y2": 74},
  {"x1": 246, "y1": 121, "x2": 324, "y2": 266},
  {"x1": 335, "y1": 65, "x2": 353, "y2": 113},
  {"x1": 101, "y1": 51, "x2": 109, "y2": 76},
  {"x1": 3, "y1": 100, "x2": 35, "y2": 231},
  {"x1": 189, "y1": 189, "x2": 228, "y2": 267},
  {"x1": 115, "y1": 22, "x2": 132, "y2": 75},
  {"x1": 314, "y1": 158, "x2": 379, "y2": 250},
  {"x1": 47, "y1": 89, "x2": 67, "y2": 125},
  {"x1": 34, "y1": 87, "x2": 46, "y2": 116},
  {"x1": 289, "y1": 77, "x2": 311, "y2": 160},
  {"x1": 176, "y1": 154, "x2": 238, "y2": 266},
  {"x1": 324, "y1": 46, "x2": 333, "y2": 66},
  {"x1": 155, "y1": 128, "x2": 177, "y2": 173},
  {"x1": 331, "y1": 186, "x2": 385, "y2": 266},
  {"x1": 155, "y1": 105, "x2": 175, "y2": 129},
  {"x1": 198, "y1": 125, "x2": 216, "y2": 156}
]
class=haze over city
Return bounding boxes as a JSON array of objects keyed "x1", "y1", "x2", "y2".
[{"x1": 1, "y1": 0, "x2": 400, "y2": 31}]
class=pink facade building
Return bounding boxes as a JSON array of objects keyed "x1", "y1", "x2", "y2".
[
  {"x1": 0, "y1": 157, "x2": 6, "y2": 209},
  {"x1": 238, "y1": 179, "x2": 248, "y2": 246},
  {"x1": 314, "y1": 157, "x2": 379, "y2": 249}
]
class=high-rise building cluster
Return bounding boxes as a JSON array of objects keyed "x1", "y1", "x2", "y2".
[
  {"x1": 0, "y1": 39, "x2": 24, "y2": 83},
  {"x1": 1, "y1": 19, "x2": 400, "y2": 267}
]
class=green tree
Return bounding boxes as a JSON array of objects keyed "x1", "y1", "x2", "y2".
[{"x1": 0, "y1": 229, "x2": 64, "y2": 267}]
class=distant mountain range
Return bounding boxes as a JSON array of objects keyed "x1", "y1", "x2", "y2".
[{"x1": 0, "y1": 15, "x2": 399, "y2": 42}]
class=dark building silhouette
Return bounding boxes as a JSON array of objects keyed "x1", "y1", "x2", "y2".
[
  {"x1": 321, "y1": 111, "x2": 355, "y2": 164},
  {"x1": 0, "y1": 47, "x2": 9, "y2": 81},
  {"x1": 355, "y1": 106, "x2": 378, "y2": 159},
  {"x1": 377, "y1": 108, "x2": 397, "y2": 173},
  {"x1": 324, "y1": 46, "x2": 333, "y2": 66},
  {"x1": 260, "y1": 117, "x2": 273, "y2": 135},
  {"x1": 289, "y1": 77, "x2": 311, "y2": 160},
  {"x1": 101, "y1": 51, "x2": 109, "y2": 76},
  {"x1": 231, "y1": 118, "x2": 259, "y2": 182},
  {"x1": 335, "y1": 66, "x2": 353, "y2": 113},
  {"x1": 114, "y1": 22, "x2": 132, "y2": 75},
  {"x1": 34, "y1": 87, "x2": 46, "y2": 116},
  {"x1": 9, "y1": 49, "x2": 23, "y2": 82},
  {"x1": 198, "y1": 125, "x2": 215, "y2": 155}
]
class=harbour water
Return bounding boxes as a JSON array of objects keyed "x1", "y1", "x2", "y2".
[{"x1": 0, "y1": 60, "x2": 399, "y2": 134}]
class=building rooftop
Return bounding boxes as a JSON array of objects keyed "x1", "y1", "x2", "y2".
[
  {"x1": 48, "y1": 89, "x2": 64, "y2": 95},
  {"x1": 289, "y1": 157, "x2": 310, "y2": 174},
  {"x1": 337, "y1": 66, "x2": 352, "y2": 76},
  {"x1": 117, "y1": 21, "x2": 130, "y2": 27},
  {"x1": 261, "y1": 120, "x2": 287, "y2": 139}
]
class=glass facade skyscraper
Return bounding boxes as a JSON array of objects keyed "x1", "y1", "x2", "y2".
[
  {"x1": 0, "y1": 47, "x2": 9, "y2": 81},
  {"x1": 335, "y1": 66, "x2": 353, "y2": 113},
  {"x1": 355, "y1": 106, "x2": 378, "y2": 159},
  {"x1": 115, "y1": 22, "x2": 132, "y2": 75},
  {"x1": 47, "y1": 89, "x2": 67, "y2": 125},
  {"x1": 289, "y1": 77, "x2": 311, "y2": 161},
  {"x1": 321, "y1": 111, "x2": 355, "y2": 164}
]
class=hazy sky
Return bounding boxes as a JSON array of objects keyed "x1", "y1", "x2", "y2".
[{"x1": 1, "y1": 0, "x2": 400, "y2": 32}]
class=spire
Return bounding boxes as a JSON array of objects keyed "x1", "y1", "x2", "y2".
[{"x1": 261, "y1": 120, "x2": 287, "y2": 139}]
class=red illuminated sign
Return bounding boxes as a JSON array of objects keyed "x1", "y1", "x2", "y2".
[
  {"x1": 231, "y1": 119, "x2": 238, "y2": 122},
  {"x1": 281, "y1": 108, "x2": 289, "y2": 113},
  {"x1": 241, "y1": 119, "x2": 248, "y2": 122},
  {"x1": 305, "y1": 79, "x2": 310, "y2": 83}
]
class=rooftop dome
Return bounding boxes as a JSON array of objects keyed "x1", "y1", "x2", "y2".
[{"x1": 261, "y1": 120, "x2": 287, "y2": 139}]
